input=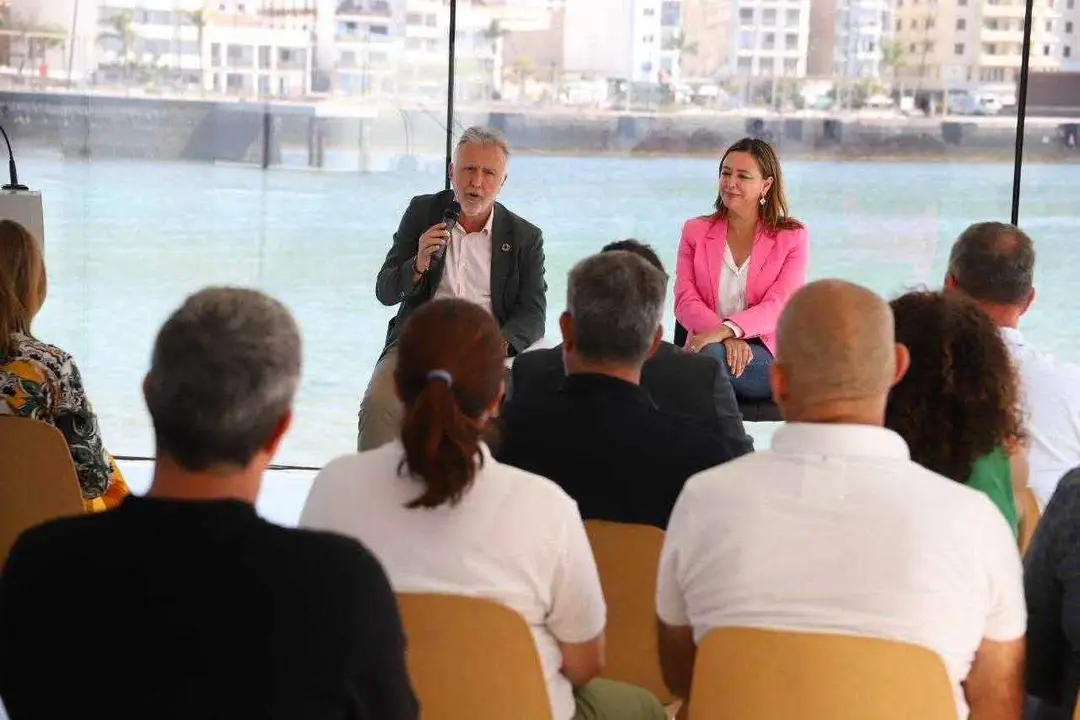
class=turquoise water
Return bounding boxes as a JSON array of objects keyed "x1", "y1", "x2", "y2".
[{"x1": 25, "y1": 151, "x2": 1080, "y2": 467}]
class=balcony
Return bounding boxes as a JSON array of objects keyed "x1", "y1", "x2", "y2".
[
  {"x1": 336, "y1": 0, "x2": 393, "y2": 18},
  {"x1": 981, "y1": 27, "x2": 1024, "y2": 42},
  {"x1": 982, "y1": 1, "x2": 1026, "y2": 18}
]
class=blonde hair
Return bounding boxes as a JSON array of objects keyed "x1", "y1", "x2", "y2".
[{"x1": 0, "y1": 219, "x2": 46, "y2": 360}]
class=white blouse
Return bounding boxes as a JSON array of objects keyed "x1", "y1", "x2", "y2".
[{"x1": 718, "y1": 244, "x2": 749, "y2": 337}]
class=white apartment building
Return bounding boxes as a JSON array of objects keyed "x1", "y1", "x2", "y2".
[
  {"x1": 563, "y1": 0, "x2": 680, "y2": 83},
  {"x1": 893, "y1": 0, "x2": 1061, "y2": 92},
  {"x1": 833, "y1": 0, "x2": 892, "y2": 77},
  {"x1": 731, "y1": 0, "x2": 812, "y2": 77},
  {"x1": 334, "y1": 0, "x2": 400, "y2": 97},
  {"x1": 1058, "y1": 0, "x2": 1080, "y2": 70}
]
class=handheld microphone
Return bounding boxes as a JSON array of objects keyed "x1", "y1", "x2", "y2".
[{"x1": 432, "y1": 200, "x2": 461, "y2": 262}]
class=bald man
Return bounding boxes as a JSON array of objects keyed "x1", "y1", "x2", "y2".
[{"x1": 656, "y1": 280, "x2": 1026, "y2": 720}]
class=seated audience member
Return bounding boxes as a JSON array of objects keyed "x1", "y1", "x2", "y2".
[
  {"x1": 1025, "y1": 467, "x2": 1080, "y2": 720},
  {"x1": 886, "y1": 290, "x2": 1028, "y2": 536},
  {"x1": 945, "y1": 222, "x2": 1080, "y2": 506},
  {"x1": 359, "y1": 126, "x2": 546, "y2": 451},
  {"x1": 301, "y1": 298, "x2": 666, "y2": 720},
  {"x1": 0, "y1": 219, "x2": 129, "y2": 512},
  {"x1": 495, "y1": 251, "x2": 739, "y2": 530},
  {"x1": 0, "y1": 288, "x2": 418, "y2": 720},
  {"x1": 656, "y1": 279, "x2": 1026, "y2": 720},
  {"x1": 507, "y1": 239, "x2": 752, "y2": 457},
  {"x1": 674, "y1": 137, "x2": 809, "y2": 402}
]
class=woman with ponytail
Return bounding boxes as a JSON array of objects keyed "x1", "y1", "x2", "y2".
[{"x1": 301, "y1": 298, "x2": 666, "y2": 720}]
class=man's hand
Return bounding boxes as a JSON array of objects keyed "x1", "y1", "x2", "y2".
[
  {"x1": 687, "y1": 324, "x2": 735, "y2": 353},
  {"x1": 413, "y1": 222, "x2": 450, "y2": 277},
  {"x1": 722, "y1": 338, "x2": 753, "y2": 377}
]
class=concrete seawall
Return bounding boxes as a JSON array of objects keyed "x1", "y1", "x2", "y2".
[{"x1": 3, "y1": 90, "x2": 1078, "y2": 167}]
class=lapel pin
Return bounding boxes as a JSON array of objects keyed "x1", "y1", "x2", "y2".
[{"x1": 501, "y1": 243, "x2": 511, "y2": 252}]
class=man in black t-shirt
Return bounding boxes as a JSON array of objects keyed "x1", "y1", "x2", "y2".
[{"x1": 0, "y1": 287, "x2": 419, "y2": 720}]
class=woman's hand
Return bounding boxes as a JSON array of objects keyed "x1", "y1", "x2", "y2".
[
  {"x1": 723, "y1": 337, "x2": 753, "y2": 377},
  {"x1": 687, "y1": 325, "x2": 735, "y2": 352}
]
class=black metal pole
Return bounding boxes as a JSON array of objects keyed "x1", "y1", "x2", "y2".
[
  {"x1": 1011, "y1": 0, "x2": 1035, "y2": 225},
  {"x1": 445, "y1": 0, "x2": 457, "y2": 190}
]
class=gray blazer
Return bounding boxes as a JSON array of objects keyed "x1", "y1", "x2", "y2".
[{"x1": 375, "y1": 189, "x2": 547, "y2": 356}]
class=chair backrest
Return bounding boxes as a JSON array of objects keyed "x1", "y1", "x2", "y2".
[
  {"x1": 584, "y1": 519, "x2": 674, "y2": 704},
  {"x1": 396, "y1": 592, "x2": 553, "y2": 720},
  {"x1": 690, "y1": 627, "x2": 958, "y2": 720},
  {"x1": 1019, "y1": 486, "x2": 1042, "y2": 556},
  {"x1": 0, "y1": 416, "x2": 84, "y2": 571},
  {"x1": 674, "y1": 321, "x2": 688, "y2": 348}
]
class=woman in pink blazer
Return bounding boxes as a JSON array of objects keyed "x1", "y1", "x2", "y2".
[{"x1": 675, "y1": 137, "x2": 809, "y2": 401}]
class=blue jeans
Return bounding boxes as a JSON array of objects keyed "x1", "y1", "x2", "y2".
[{"x1": 702, "y1": 338, "x2": 774, "y2": 402}]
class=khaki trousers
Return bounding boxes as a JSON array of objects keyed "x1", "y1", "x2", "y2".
[{"x1": 357, "y1": 345, "x2": 404, "y2": 452}]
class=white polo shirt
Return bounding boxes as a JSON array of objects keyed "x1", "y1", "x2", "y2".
[
  {"x1": 1001, "y1": 327, "x2": 1080, "y2": 505},
  {"x1": 299, "y1": 442, "x2": 606, "y2": 720},
  {"x1": 656, "y1": 423, "x2": 1026, "y2": 719}
]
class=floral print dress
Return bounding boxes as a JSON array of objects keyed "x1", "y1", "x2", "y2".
[{"x1": 1, "y1": 332, "x2": 129, "y2": 512}]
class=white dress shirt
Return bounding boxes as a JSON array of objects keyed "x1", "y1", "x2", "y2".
[
  {"x1": 718, "y1": 245, "x2": 748, "y2": 338},
  {"x1": 433, "y1": 208, "x2": 494, "y2": 315},
  {"x1": 656, "y1": 423, "x2": 1026, "y2": 719},
  {"x1": 299, "y1": 442, "x2": 606, "y2": 720},
  {"x1": 1001, "y1": 327, "x2": 1080, "y2": 505}
]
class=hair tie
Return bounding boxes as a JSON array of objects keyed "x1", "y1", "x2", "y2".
[{"x1": 426, "y1": 369, "x2": 453, "y2": 389}]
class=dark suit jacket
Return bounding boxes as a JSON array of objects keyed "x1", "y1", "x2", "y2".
[
  {"x1": 494, "y1": 373, "x2": 739, "y2": 530},
  {"x1": 375, "y1": 189, "x2": 546, "y2": 355},
  {"x1": 507, "y1": 342, "x2": 754, "y2": 458}
]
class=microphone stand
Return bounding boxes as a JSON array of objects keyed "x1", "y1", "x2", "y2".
[{"x1": 0, "y1": 124, "x2": 28, "y2": 191}]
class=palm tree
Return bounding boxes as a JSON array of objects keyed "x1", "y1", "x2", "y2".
[
  {"x1": 98, "y1": 9, "x2": 137, "y2": 85},
  {"x1": 669, "y1": 30, "x2": 698, "y2": 73},
  {"x1": 880, "y1": 37, "x2": 905, "y2": 85},
  {"x1": 181, "y1": 7, "x2": 206, "y2": 94},
  {"x1": 482, "y1": 19, "x2": 509, "y2": 98}
]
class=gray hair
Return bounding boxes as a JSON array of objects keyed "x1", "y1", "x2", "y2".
[
  {"x1": 566, "y1": 251, "x2": 666, "y2": 366},
  {"x1": 948, "y1": 222, "x2": 1035, "y2": 305},
  {"x1": 456, "y1": 126, "x2": 511, "y2": 159},
  {"x1": 144, "y1": 287, "x2": 301, "y2": 471}
]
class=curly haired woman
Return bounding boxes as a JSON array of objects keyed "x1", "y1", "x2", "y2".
[{"x1": 885, "y1": 289, "x2": 1028, "y2": 536}]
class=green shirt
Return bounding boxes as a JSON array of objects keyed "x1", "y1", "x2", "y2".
[{"x1": 968, "y1": 447, "x2": 1018, "y2": 537}]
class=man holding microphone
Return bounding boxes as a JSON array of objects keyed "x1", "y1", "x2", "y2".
[{"x1": 358, "y1": 126, "x2": 547, "y2": 451}]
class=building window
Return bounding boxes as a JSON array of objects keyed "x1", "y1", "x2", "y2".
[
  {"x1": 258, "y1": 45, "x2": 271, "y2": 69},
  {"x1": 786, "y1": 9, "x2": 800, "y2": 25},
  {"x1": 957, "y1": 18, "x2": 966, "y2": 30},
  {"x1": 763, "y1": 9, "x2": 777, "y2": 25},
  {"x1": 910, "y1": 19, "x2": 917, "y2": 28},
  {"x1": 405, "y1": 13, "x2": 421, "y2": 24},
  {"x1": 1066, "y1": 45, "x2": 1073, "y2": 57},
  {"x1": 909, "y1": 42, "x2": 916, "y2": 52},
  {"x1": 644, "y1": 7, "x2": 655, "y2": 15},
  {"x1": 955, "y1": 43, "x2": 964, "y2": 54},
  {"x1": 1044, "y1": 44, "x2": 1052, "y2": 55},
  {"x1": 1067, "y1": 21, "x2": 1074, "y2": 33},
  {"x1": 642, "y1": 35, "x2": 654, "y2": 43},
  {"x1": 737, "y1": 57, "x2": 752, "y2": 72},
  {"x1": 763, "y1": 32, "x2": 776, "y2": 48},
  {"x1": 1046, "y1": 20, "x2": 1054, "y2": 31},
  {"x1": 786, "y1": 33, "x2": 799, "y2": 49},
  {"x1": 895, "y1": 19, "x2": 901, "y2": 31},
  {"x1": 783, "y1": 57, "x2": 798, "y2": 73},
  {"x1": 424, "y1": 14, "x2": 436, "y2": 27},
  {"x1": 739, "y1": 30, "x2": 754, "y2": 49},
  {"x1": 739, "y1": 8, "x2": 753, "y2": 22}
]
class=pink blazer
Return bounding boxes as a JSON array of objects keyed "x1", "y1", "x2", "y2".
[{"x1": 674, "y1": 215, "x2": 809, "y2": 357}]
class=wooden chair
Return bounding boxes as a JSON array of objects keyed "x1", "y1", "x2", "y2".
[
  {"x1": 584, "y1": 519, "x2": 674, "y2": 705},
  {"x1": 1018, "y1": 486, "x2": 1042, "y2": 556},
  {"x1": 0, "y1": 416, "x2": 84, "y2": 571},
  {"x1": 396, "y1": 592, "x2": 552, "y2": 720},
  {"x1": 689, "y1": 627, "x2": 957, "y2": 720},
  {"x1": 673, "y1": 321, "x2": 782, "y2": 423}
]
